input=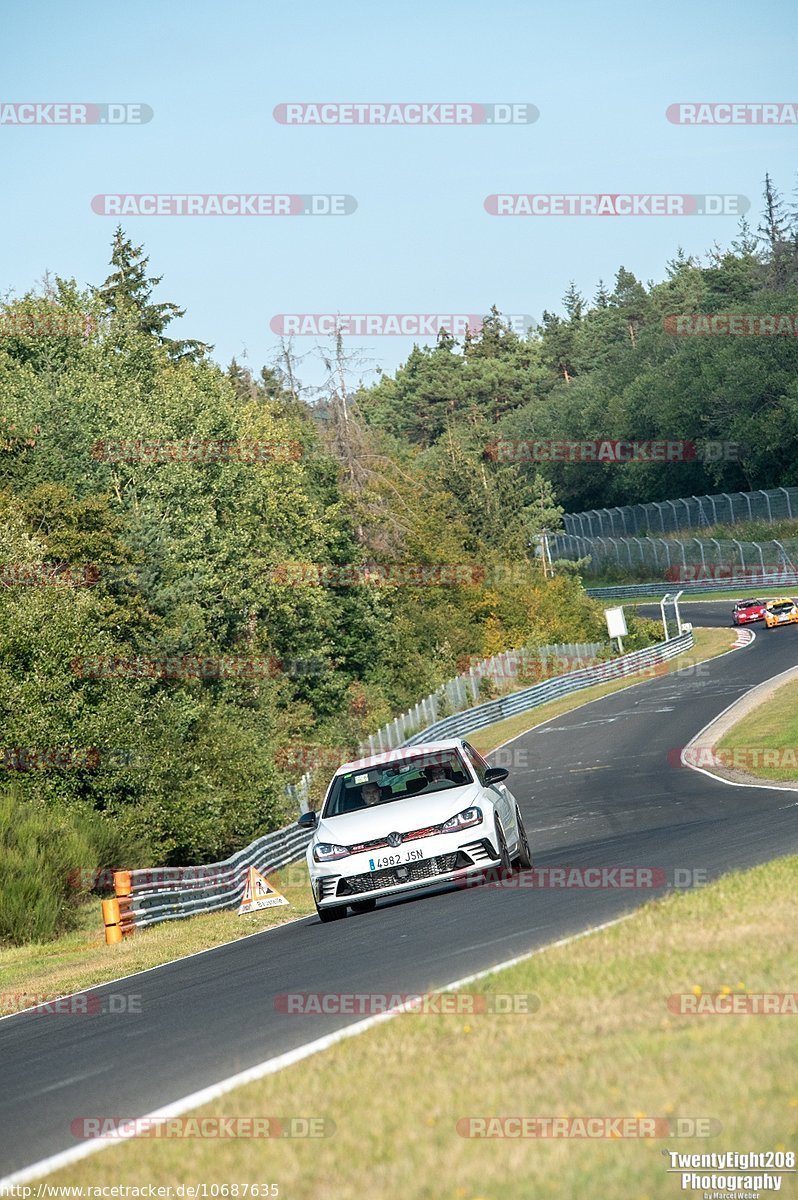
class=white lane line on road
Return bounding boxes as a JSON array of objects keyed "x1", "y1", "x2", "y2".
[
  {"x1": 24, "y1": 1065, "x2": 111, "y2": 1100},
  {"x1": 0, "y1": 912, "x2": 635, "y2": 1187}
]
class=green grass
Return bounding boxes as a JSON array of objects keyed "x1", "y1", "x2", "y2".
[
  {"x1": 48, "y1": 856, "x2": 798, "y2": 1198},
  {"x1": 1, "y1": 626, "x2": 736, "y2": 1009},
  {"x1": 714, "y1": 678, "x2": 798, "y2": 784}
]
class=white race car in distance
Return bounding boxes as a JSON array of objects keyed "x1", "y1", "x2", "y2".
[{"x1": 297, "y1": 738, "x2": 532, "y2": 923}]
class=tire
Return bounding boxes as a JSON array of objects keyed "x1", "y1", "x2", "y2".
[
  {"x1": 350, "y1": 898, "x2": 377, "y2": 915},
  {"x1": 512, "y1": 805, "x2": 533, "y2": 870},
  {"x1": 495, "y1": 818, "x2": 512, "y2": 871},
  {"x1": 316, "y1": 903, "x2": 348, "y2": 923}
]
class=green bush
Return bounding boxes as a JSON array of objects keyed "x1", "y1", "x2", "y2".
[{"x1": 0, "y1": 788, "x2": 144, "y2": 946}]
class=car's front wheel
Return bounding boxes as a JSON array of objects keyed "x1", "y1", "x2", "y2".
[
  {"x1": 316, "y1": 903, "x2": 348, "y2": 923},
  {"x1": 512, "y1": 805, "x2": 533, "y2": 869},
  {"x1": 495, "y1": 818, "x2": 512, "y2": 871}
]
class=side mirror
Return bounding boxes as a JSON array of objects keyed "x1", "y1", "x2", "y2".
[
  {"x1": 484, "y1": 766, "x2": 509, "y2": 786},
  {"x1": 298, "y1": 810, "x2": 318, "y2": 829}
]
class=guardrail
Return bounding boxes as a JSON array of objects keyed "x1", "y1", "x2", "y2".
[
  {"x1": 587, "y1": 574, "x2": 798, "y2": 601},
  {"x1": 400, "y1": 630, "x2": 693, "y2": 745},
  {"x1": 106, "y1": 630, "x2": 693, "y2": 935},
  {"x1": 108, "y1": 823, "x2": 313, "y2": 934}
]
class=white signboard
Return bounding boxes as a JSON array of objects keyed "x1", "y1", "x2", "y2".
[{"x1": 604, "y1": 606, "x2": 628, "y2": 640}]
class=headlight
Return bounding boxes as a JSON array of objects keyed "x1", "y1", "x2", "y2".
[
  {"x1": 313, "y1": 842, "x2": 350, "y2": 862},
  {"x1": 441, "y1": 806, "x2": 482, "y2": 833}
]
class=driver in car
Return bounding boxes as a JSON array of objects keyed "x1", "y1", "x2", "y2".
[
  {"x1": 424, "y1": 763, "x2": 448, "y2": 784},
  {"x1": 360, "y1": 781, "x2": 383, "y2": 805}
]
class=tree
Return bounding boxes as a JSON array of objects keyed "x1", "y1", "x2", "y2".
[
  {"x1": 562, "y1": 281, "x2": 585, "y2": 322},
  {"x1": 96, "y1": 227, "x2": 210, "y2": 362}
]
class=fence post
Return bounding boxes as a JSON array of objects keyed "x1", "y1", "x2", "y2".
[
  {"x1": 779, "y1": 486, "x2": 793, "y2": 519},
  {"x1": 759, "y1": 490, "x2": 773, "y2": 523}
]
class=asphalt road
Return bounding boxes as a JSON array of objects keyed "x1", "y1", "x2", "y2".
[{"x1": 3, "y1": 601, "x2": 798, "y2": 1178}]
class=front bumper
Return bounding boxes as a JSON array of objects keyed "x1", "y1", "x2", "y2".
[{"x1": 309, "y1": 833, "x2": 501, "y2": 907}]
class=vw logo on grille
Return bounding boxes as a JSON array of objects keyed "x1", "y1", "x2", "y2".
[{"x1": 387, "y1": 831, "x2": 403, "y2": 848}]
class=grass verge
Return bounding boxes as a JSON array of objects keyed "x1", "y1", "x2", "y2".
[
  {"x1": 714, "y1": 677, "x2": 798, "y2": 785},
  {"x1": 1, "y1": 626, "x2": 736, "y2": 1010},
  {"x1": 48, "y1": 856, "x2": 798, "y2": 1199}
]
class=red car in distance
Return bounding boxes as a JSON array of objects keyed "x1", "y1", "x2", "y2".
[{"x1": 731, "y1": 598, "x2": 766, "y2": 626}]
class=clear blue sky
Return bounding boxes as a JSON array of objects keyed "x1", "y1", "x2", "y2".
[{"x1": 2, "y1": 0, "x2": 797, "y2": 389}]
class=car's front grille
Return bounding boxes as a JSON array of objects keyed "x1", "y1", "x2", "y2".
[{"x1": 337, "y1": 852, "x2": 466, "y2": 896}]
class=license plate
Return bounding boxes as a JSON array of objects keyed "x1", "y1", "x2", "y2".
[{"x1": 368, "y1": 848, "x2": 424, "y2": 870}]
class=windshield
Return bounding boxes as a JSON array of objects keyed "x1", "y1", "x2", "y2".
[
  {"x1": 770, "y1": 602, "x2": 794, "y2": 613},
  {"x1": 323, "y1": 749, "x2": 473, "y2": 818},
  {"x1": 736, "y1": 600, "x2": 762, "y2": 609}
]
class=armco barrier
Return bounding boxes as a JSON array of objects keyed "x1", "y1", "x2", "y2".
[
  {"x1": 586, "y1": 573, "x2": 798, "y2": 601},
  {"x1": 118, "y1": 823, "x2": 313, "y2": 930},
  {"x1": 110, "y1": 631, "x2": 693, "y2": 933},
  {"x1": 399, "y1": 631, "x2": 693, "y2": 745}
]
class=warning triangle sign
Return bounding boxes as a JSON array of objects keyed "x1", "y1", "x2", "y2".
[{"x1": 238, "y1": 865, "x2": 290, "y2": 915}]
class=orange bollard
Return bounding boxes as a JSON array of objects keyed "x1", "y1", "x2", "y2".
[
  {"x1": 113, "y1": 870, "x2": 132, "y2": 897},
  {"x1": 102, "y1": 897, "x2": 123, "y2": 945},
  {"x1": 112, "y1": 870, "x2": 136, "y2": 937}
]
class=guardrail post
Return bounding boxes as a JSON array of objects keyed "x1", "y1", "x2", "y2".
[{"x1": 102, "y1": 897, "x2": 123, "y2": 945}]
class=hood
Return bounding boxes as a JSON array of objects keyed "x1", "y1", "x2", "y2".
[{"x1": 316, "y1": 782, "x2": 483, "y2": 846}]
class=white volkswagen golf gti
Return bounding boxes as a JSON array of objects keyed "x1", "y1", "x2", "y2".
[{"x1": 297, "y1": 738, "x2": 532, "y2": 922}]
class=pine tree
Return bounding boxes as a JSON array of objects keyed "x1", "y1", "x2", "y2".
[
  {"x1": 759, "y1": 173, "x2": 788, "y2": 250},
  {"x1": 593, "y1": 280, "x2": 611, "y2": 308},
  {"x1": 96, "y1": 227, "x2": 210, "y2": 361},
  {"x1": 562, "y1": 281, "x2": 584, "y2": 321}
]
